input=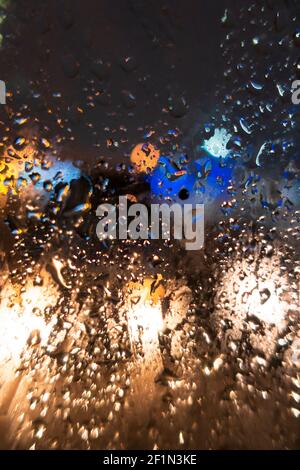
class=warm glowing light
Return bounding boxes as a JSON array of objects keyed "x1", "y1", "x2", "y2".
[
  {"x1": 0, "y1": 158, "x2": 19, "y2": 198},
  {"x1": 127, "y1": 302, "x2": 164, "y2": 353},
  {"x1": 130, "y1": 142, "x2": 160, "y2": 173},
  {"x1": 245, "y1": 279, "x2": 285, "y2": 325},
  {"x1": 213, "y1": 253, "x2": 291, "y2": 363},
  {"x1": 126, "y1": 278, "x2": 164, "y2": 359},
  {"x1": 127, "y1": 274, "x2": 165, "y2": 304},
  {"x1": 0, "y1": 281, "x2": 57, "y2": 365},
  {"x1": 0, "y1": 139, "x2": 81, "y2": 207}
]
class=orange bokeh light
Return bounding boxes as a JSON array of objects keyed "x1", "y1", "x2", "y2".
[{"x1": 130, "y1": 142, "x2": 160, "y2": 173}]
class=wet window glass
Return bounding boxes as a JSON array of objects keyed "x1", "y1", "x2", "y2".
[{"x1": 0, "y1": 0, "x2": 300, "y2": 451}]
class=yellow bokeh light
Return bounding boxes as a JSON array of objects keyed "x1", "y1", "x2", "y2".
[
  {"x1": 127, "y1": 274, "x2": 165, "y2": 304},
  {"x1": 0, "y1": 157, "x2": 19, "y2": 198}
]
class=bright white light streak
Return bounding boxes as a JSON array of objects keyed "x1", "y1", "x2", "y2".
[
  {"x1": 127, "y1": 302, "x2": 164, "y2": 358},
  {"x1": 0, "y1": 283, "x2": 57, "y2": 365}
]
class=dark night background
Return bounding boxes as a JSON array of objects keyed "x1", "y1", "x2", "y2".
[{"x1": 0, "y1": 0, "x2": 230, "y2": 163}]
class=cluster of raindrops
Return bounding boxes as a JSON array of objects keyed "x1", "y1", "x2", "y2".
[{"x1": 0, "y1": 0, "x2": 299, "y2": 451}]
